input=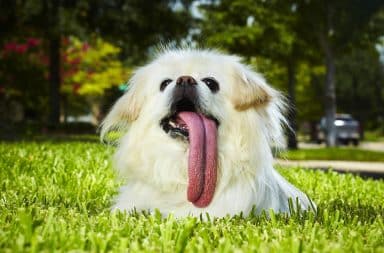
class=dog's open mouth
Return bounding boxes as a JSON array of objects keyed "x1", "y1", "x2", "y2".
[
  {"x1": 160, "y1": 98, "x2": 219, "y2": 208},
  {"x1": 160, "y1": 98, "x2": 219, "y2": 141}
]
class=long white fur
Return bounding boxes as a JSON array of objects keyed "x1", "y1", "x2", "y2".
[{"x1": 101, "y1": 48, "x2": 315, "y2": 218}]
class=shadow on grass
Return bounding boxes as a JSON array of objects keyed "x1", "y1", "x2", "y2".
[
  {"x1": 312, "y1": 167, "x2": 384, "y2": 180},
  {"x1": 0, "y1": 134, "x2": 100, "y2": 143},
  {"x1": 0, "y1": 121, "x2": 99, "y2": 143}
]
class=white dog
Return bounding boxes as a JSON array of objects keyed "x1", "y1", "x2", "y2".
[{"x1": 101, "y1": 48, "x2": 314, "y2": 218}]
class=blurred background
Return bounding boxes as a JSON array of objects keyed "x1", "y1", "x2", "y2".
[{"x1": 1, "y1": 0, "x2": 383, "y2": 149}]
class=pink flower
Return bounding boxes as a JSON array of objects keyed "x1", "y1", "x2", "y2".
[
  {"x1": 15, "y1": 44, "x2": 28, "y2": 54},
  {"x1": 27, "y1": 38, "x2": 41, "y2": 47},
  {"x1": 3, "y1": 42, "x2": 17, "y2": 52}
]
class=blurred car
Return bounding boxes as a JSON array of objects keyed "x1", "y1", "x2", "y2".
[{"x1": 317, "y1": 114, "x2": 361, "y2": 145}]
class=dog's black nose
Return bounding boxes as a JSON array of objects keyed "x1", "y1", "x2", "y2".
[
  {"x1": 176, "y1": 76, "x2": 197, "y2": 86},
  {"x1": 172, "y1": 76, "x2": 199, "y2": 113}
]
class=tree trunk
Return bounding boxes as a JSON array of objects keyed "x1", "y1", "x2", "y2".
[
  {"x1": 286, "y1": 62, "x2": 298, "y2": 149},
  {"x1": 323, "y1": 40, "x2": 337, "y2": 147},
  {"x1": 374, "y1": 68, "x2": 384, "y2": 124},
  {"x1": 319, "y1": 2, "x2": 337, "y2": 147},
  {"x1": 48, "y1": 0, "x2": 61, "y2": 126},
  {"x1": 62, "y1": 94, "x2": 68, "y2": 124}
]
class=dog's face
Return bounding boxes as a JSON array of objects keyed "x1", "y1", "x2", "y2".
[{"x1": 101, "y1": 49, "x2": 285, "y2": 208}]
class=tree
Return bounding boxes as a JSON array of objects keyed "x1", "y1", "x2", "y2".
[
  {"x1": 198, "y1": 0, "x2": 312, "y2": 149},
  {"x1": 295, "y1": 0, "x2": 384, "y2": 146},
  {"x1": 336, "y1": 45, "x2": 384, "y2": 129},
  {"x1": 62, "y1": 36, "x2": 128, "y2": 124},
  {"x1": 199, "y1": 0, "x2": 384, "y2": 147},
  {"x1": 0, "y1": 0, "x2": 194, "y2": 126},
  {"x1": 79, "y1": 0, "x2": 195, "y2": 63},
  {"x1": 47, "y1": 0, "x2": 61, "y2": 125},
  {"x1": 0, "y1": 38, "x2": 48, "y2": 122}
]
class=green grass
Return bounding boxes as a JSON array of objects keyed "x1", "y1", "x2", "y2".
[
  {"x1": 1, "y1": 141, "x2": 383, "y2": 252},
  {"x1": 278, "y1": 147, "x2": 384, "y2": 162},
  {"x1": 364, "y1": 130, "x2": 384, "y2": 142}
]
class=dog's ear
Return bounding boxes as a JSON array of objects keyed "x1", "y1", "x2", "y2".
[
  {"x1": 231, "y1": 62, "x2": 288, "y2": 146},
  {"x1": 100, "y1": 70, "x2": 145, "y2": 143},
  {"x1": 231, "y1": 63, "x2": 277, "y2": 111}
]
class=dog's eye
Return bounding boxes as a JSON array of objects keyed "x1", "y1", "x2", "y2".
[
  {"x1": 202, "y1": 77, "x2": 219, "y2": 93},
  {"x1": 160, "y1": 79, "x2": 172, "y2": 91}
]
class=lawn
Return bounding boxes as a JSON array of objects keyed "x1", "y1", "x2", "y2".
[
  {"x1": 278, "y1": 147, "x2": 384, "y2": 162},
  {"x1": 364, "y1": 130, "x2": 384, "y2": 142},
  {"x1": 1, "y1": 141, "x2": 383, "y2": 252}
]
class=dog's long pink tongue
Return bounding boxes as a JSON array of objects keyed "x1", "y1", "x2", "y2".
[{"x1": 178, "y1": 112, "x2": 217, "y2": 208}]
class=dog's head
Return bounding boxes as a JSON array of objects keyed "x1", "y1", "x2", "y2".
[{"x1": 101, "y1": 49, "x2": 286, "y2": 208}]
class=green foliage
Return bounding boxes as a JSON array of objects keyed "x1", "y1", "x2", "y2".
[
  {"x1": 1, "y1": 141, "x2": 383, "y2": 252},
  {"x1": 295, "y1": 63, "x2": 325, "y2": 121},
  {"x1": 78, "y1": 0, "x2": 195, "y2": 63},
  {"x1": 198, "y1": 0, "x2": 384, "y2": 133},
  {"x1": 198, "y1": 0, "x2": 325, "y2": 128},
  {"x1": 61, "y1": 36, "x2": 129, "y2": 123},
  {"x1": 336, "y1": 46, "x2": 384, "y2": 126},
  {"x1": 0, "y1": 35, "x2": 129, "y2": 123},
  {"x1": 199, "y1": 0, "x2": 297, "y2": 58},
  {"x1": 63, "y1": 36, "x2": 128, "y2": 96},
  {"x1": 0, "y1": 0, "x2": 195, "y2": 124},
  {"x1": 294, "y1": 0, "x2": 384, "y2": 52},
  {"x1": 0, "y1": 38, "x2": 49, "y2": 121},
  {"x1": 278, "y1": 148, "x2": 384, "y2": 162}
]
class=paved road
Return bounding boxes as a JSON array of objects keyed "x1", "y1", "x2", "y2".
[{"x1": 275, "y1": 141, "x2": 384, "y2": 178}]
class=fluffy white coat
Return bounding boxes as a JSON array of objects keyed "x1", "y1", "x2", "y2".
[{"x1": 101, "y1": 48, "x2": 315, "y2": 218}]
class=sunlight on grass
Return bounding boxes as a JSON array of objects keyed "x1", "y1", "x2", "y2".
[
  {"x1": 1, "y1": 141, "x2": 383, "y2": 252},
  {"x1": 364, "y1": 130, "x2": 384, "y2": 142}
]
